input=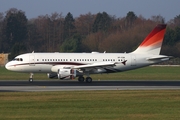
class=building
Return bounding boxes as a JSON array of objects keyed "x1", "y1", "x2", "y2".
[{"x1": 0, "y1": 53, "x2": 8, "y2": 66}]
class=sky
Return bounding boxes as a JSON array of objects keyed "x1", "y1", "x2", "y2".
[{"x1": 0, "y1": 0, "x2": 180, "y2": 22}]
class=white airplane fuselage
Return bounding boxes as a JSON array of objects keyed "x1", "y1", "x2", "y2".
[{"x1": 5, "y1": 52, "x2": 168, "y2": 73}]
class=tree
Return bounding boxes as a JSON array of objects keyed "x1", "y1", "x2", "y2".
[
  {"x1": 174, "y1": 15, "x2": 180, "y2": 26},
  {"x1": 164, "y1": 27, "x2": 180, "y2": 46},
  {"x1": 92, "y1": 12, "x2": 111, "y2": 33},
  {"x1": 63, "y1": 12, "x2": 75, "y2": 39},
  {"x1": 60, "y1": 34, "x2": 82, "y2": 52},
  {"x1": 125, "y1": 11, "x2": 137, "y2": 27},
  {"x1": 8, "y1": 43, "x2": 27, "y2": 60},
  {"x1": 75, "y1": 12, "x2": 95, "y2": 36},
  {"x1": 2, "y1": 8, "x2": 28, "y2": 52},
  {"x1": 151, "y1": 15, "x2": 165, "y2": 24},
  {"x1": 0, "y1": 12, "x2": 4, "y2": 52}
]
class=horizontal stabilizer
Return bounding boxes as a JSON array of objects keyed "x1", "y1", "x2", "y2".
[{"x1": 146, "y1": 56, "x2": 173, "y2": 61}]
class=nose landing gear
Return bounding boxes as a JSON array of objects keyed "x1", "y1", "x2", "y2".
[{"x1": 29, "y1": 73, "x2": 34, "y2": 83}]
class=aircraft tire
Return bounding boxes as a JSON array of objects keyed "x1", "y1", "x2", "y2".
[
  {"x1": 86, "y1": 77, "x2": 92, "y2": 83},
  {"x1": 78, "y1": 76, "x2": 85, "y2": 82},
  {"x1": 29, "y1": 78, "x2": 33, "y2": 83}
]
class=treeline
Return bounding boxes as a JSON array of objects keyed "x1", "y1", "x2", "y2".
[{"x1": 0, "y1": 8, "x2": 180, "y2": 59}]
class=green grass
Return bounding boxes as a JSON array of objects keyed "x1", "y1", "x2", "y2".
[
  {"x1": 92, "y1": 66, "x2": 180, "y2": 80},
  {"x1": 0, "y1": 90, "x2": 180, "y2": 120},
  {"x1": 1, "y1": 66, "x2": 180, "y2": 80}
]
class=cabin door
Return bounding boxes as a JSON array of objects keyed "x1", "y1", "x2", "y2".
[{"x1": 29, "y1": 55, "x2": 35, "y2": 66}]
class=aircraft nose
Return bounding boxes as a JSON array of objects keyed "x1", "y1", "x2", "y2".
[
  {"x1": 5, "y1": 62, "x2": 10, "y2": 70},
  {"x1": 5, "y1": 62, "x2": 13, "y2": 71}
]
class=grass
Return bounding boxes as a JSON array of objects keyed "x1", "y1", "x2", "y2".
[
  {"x1": 0, "y1": 90, "x2": 180, "y2": 120},
  {"x1": 92, "y1": 66, "x2": 180, "y2": 80},
  {"x1": 1, "y1": 66, "x2": 180, "y2": 80}
]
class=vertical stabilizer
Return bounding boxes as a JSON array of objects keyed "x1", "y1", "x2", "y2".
[{"x1": 132, "y1": 24, "x2": 166, "y2": 55}]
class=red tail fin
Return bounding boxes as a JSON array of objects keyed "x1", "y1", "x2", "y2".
[{"x1": 133, "y1": 24, "x2": 167, "y2": 55}]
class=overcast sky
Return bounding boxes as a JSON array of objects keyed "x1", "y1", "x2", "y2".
[{"x1": 0, "y1": 0, "x2": 180, "y2": 22}]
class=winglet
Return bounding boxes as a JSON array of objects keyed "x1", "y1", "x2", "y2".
[{"x1": 132, "y1": 24, "x2": 167, "y2": 55}]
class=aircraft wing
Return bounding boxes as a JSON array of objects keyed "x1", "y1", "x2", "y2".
[
  {"x1": 73, "y1": 62, "x2": 116, "y2": 69},
  {"x1": 50, "y1": 62, "x2": 117, "y2": 73}
]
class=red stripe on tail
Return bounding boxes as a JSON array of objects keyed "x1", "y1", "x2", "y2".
[
  {"x1": 132, "y1": 24, "x2": 167, "y2": 55},
  {"x1": 139, "y1": 24, "x2": 166, "y2": 47}
]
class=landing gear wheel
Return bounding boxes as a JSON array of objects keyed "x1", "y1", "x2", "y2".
[
  {"x1": 29, "y1": 73, "x2": 34, "y2": 83},
  {"x1": 29, "y1": 78, "x2": 33, "y2": 83},
  {"x1": 78, "y1": 76, "x2": 85, "y2": 82},
  {"x1": 86, "y1": 77, "x2": 92, "y2": 83}
]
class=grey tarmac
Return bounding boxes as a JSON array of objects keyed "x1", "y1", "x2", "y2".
[{"x1": 0, "y1": 80, "x2": 180, "y2": 92}]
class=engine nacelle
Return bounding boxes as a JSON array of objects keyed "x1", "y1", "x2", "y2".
[
  {"x1": 47, "y1": 73, "x2": 58, "y2": 79},
  {"x1": 58, "y1": 68, "x2": 76, "y2": 80}
]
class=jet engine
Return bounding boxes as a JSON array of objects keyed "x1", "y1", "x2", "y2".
[
  {"x1": 47, "y1": 73, "x2": 58, "y2": 79},
  {"x1": 57, "y1": 68, "x2": 77, "y2": 80}
]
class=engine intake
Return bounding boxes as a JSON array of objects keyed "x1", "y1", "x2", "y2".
[{"x1": 47, "y1": 73, "x2": 58, "y2": 79}]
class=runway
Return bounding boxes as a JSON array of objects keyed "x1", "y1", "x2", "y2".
[{"x1": 1, "y1": 80, "x2": 180, "y2": 92}]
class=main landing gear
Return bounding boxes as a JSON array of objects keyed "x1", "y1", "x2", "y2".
[
  {"x1": 29, "y1": 73, "x2": 34, "y2": 83},
  {"x1": 28, "y1": 73, "x2": 92, "y2": 83},
  {"x1": 78, "y1": 76, "x2": 92, "y2": 83}
]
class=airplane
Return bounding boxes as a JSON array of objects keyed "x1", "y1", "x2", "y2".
[{"x1": 5, "y1": 24, "x2": 171, "y2": 83}]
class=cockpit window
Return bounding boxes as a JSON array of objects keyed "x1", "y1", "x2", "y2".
[{"x1": 13, "y1": 58, "x2": 23, "y2": 61}]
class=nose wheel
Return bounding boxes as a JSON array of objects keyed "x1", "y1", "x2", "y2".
[
  {"x1": 29, "y1": 73, "x2": 34, "y2": 83},
  {"x1": 29, "y1": 78, "x2": 33, "y2": 83}
]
